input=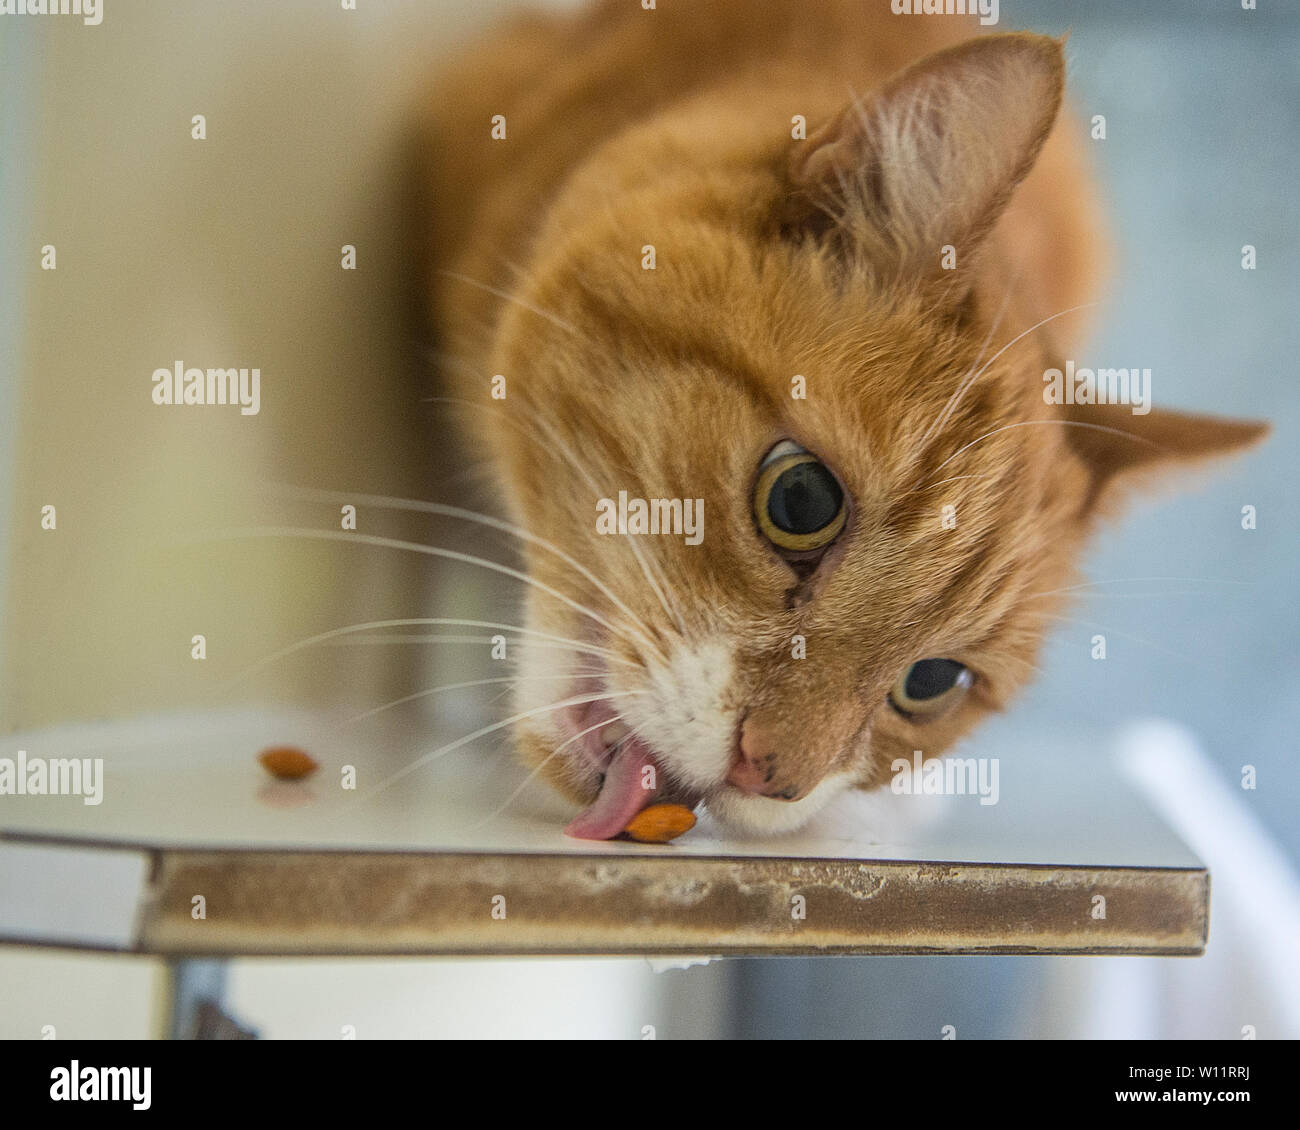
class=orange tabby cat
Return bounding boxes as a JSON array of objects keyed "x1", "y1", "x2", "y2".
[{"x1": 425, "y1": 0, "x2": 1266, "y2": 838}]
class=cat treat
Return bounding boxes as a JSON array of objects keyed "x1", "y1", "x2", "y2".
[
  {"x1": 622, "y1": 804, "x2": 698, "y2": 844},
  {"x1": 257, "y1": 746, "x2": 318, "y2": 781}
]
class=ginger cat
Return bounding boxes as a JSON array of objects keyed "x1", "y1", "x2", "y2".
[{"x1": 425, "y1": 0, "x2": 1266, "y2": 839}]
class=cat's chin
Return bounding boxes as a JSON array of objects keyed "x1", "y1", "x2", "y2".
[{"x1": 702, "y1": 772, "x2": 856, "y2": 839}]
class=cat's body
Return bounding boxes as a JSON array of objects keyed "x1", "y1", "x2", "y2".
[{"x1": 426, "y1": 0, "x2": 1265, "y2": 838}]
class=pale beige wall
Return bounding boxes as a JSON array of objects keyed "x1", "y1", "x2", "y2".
[
  {"x1": 1, "y1": 0, "x2": 554, "y2": 729},
  {"x1": 0, "y1": 949, "x2": 162, "y2": 1039}
]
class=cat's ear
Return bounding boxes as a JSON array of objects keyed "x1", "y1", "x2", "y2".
[
  {"x1": 1063, "y1": 400, "x2": 1269, "y2": 515},
  {"x1": 785, "y1": 33, "x2": 1064, "y2": 288}
]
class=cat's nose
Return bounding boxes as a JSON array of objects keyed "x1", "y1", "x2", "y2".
[
  {"x1": 725, "y1": 750, "x2": 772, "y2": 795},
  {"x1": 726, "y1": 718, "x2": 801, "y2": 800}
]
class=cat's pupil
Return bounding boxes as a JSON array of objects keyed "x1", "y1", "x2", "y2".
[
  {"x1": 767, "y1": 461, "x2": 843, "y2": 535},
  {"x1": 904, "y1": 659, "x2": 965, "y2": 700}
]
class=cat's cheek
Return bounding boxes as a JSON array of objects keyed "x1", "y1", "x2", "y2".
[{"x1": 513, "y1": 724, "x2": 601, "y2": 807}]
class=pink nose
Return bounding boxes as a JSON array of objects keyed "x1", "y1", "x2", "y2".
[
  {"x1": 726, "y1": 752, "x2": 771, "y2": 795},
  {"x1": 726, "y1": 718, "x2": 783, "y2": 797}
]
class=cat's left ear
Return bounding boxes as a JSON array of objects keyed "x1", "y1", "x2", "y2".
[
  {"x1": 784, "y1": 32, "x2": 1064, "y2": 288},
  {"x1": 1062, "y1": 400, "x2": 1269, "y2": 516}
]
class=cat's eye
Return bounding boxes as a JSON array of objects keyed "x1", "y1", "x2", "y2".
[
  {"x1": 754, "y1": 442, "x2": 847, "y2": 553},
  {"x1": 889, "y1": 659, "x2": 973, "y2": 718}
]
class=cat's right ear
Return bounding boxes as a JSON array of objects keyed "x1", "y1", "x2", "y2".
[{"x1": 783, "y1": 33, "x2": 1065, "y2": 291}]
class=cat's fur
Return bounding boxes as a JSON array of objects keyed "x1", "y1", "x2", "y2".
[{"x1": 425, "y1": 0, "x2": 1266, "y2": 836}]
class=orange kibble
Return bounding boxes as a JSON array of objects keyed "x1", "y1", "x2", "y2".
[
  {"x1": 623, "y1": 803, "x2": 696, "y2": 843},
  {"x1": 257, "y1": 746, "x2": 318, "y2": 781}
]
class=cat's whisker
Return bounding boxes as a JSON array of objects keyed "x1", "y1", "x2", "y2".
[
  {"x1": 204, "y1": 526, "x2": 654, "y2": 664},
  {"x1": 931, "y1": 301, "x2": 1098, "y2": 443},
  {"x1": 966, "y1": 301, "x2": 1098, "y2": 387},
  {"x1": 920, "y1": 268, "x2": 1024, "y2": 446},
  {"x1": 470, "y1": 715, "x2": 638, "y2": 828},
  {"x1": 497, "y1": 257, "x2": 578, "y2": 312},
  {"x1": 435, "y1": 269, "x2": 580, "y2": 335},
  {"x1": 893, "y1": 473, "x2": 990, "y2": 499},
  {"x1": 1023, "y1": 577, "x2": 1254, "y2": 600},
  {"x1": 971, "y1": 271, "x2": 1022, "y2": 367},
  {"x1": 529, "y1": 411, "x2": 689, "y2": 639},
  {"x1": 1028, "y1": 610, "x2": 1227, "y2": 674},
  {"x1": 1071, "y1": 591, "x2": 1247, "y2": 601},
  {"x1": 423, "y1": 391, "x2": 685, "y2": 651},
  {"x1": 484, "y1": 664, "x2": 610, "y2": 708},
  {"x1": 433, "y1": 278, "x2": 609, "y2": 364},
  {"x1": 357, "y1": 689, "x2": 647, "y2": 800},
  {"x1": 343, "y1": 671, "x2": 608, "y2": 725},
  {"x1": 322, "y1": 636, "x2": 628, "y2": 666},
  {"x1": 266, "y1": 483, "x2": 669, "y2": 664},
  {"x1": 918, "y1": 418, "x2": 1164, "y2": 488},
  {"x1": 428, "y1": 389, "x2": 688, "y2": 643},
  {"x1": 1027, "y1": 591, "x2": 1248, "y2": 603},
  {"x1": 220, "y1": 616, "x2": 636, "y2": 694},
  {"x1": 320, "y1": 634, "x2": 492, "y2": 645},
  {"x1": 422, "y1": 347, "x2": 488, "y2": 386}
]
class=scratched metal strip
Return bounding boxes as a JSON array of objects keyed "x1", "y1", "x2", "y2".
[{"x1": 135, "y1": 851, "x2": 1208, "y2": 956}]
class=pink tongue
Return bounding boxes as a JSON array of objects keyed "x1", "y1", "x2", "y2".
[{"x1": 564, "y1": 738, "x2": 660, "y2": 841}]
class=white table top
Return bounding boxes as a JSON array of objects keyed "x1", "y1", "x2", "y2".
[{"x1": 0, "y1": 708, "x2": 1207, "y2": 956}]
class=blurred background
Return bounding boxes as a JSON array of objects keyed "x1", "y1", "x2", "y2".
[{"x1": 1, "y1": 0, "x2": 1297, "y2": 1038}]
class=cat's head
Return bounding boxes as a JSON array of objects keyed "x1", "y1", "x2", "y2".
[{"x1": 485, "y1": 34, "x2": 1266, "y2": 837}]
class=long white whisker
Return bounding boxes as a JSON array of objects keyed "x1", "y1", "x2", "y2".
[
  {"x1": 919, "y1": 419, "x2": 1163, "y2": 487},
  {"x1": 1030, "y1": 611, "x2": 1224, "y2": 673},
  {"x1": 344, "y1": 672, "x2": 607, "y2": 725},
  {"x1": 471, "y1": 715, "x2": 634, "y2": 828},
  {"x1": 1036, "y1": 591, "x2": 1250, "y2": 601},
  {"x1": 435, "y1": 269, "x2": 579, "y2": 335},
  {"x1": 203, "y1": 526, "x2": 648, "y2": 659},
  {"x1": 357, "y1": 690, "x2": 646, "y2": 799},
  {"x1": 933, "y1": 302, "x2": 1098, "y2": 441},
  {"x1": 429, "y1": 391, "x2": 687, "y2": 641},
  {"x1": 322, "y1": 637, "x2": 618, "y2": 662},
  {"x1": 530, "y1": 412, "x2": 688, "y2": 636},
  {"x1": 321, "y1": 635, "x2": 500, "y2": 646},
  {"x1": 221, "y1": 616, "x2": 636, "y2": 693},
  {"x1": 1024, "y1": 576, "x2": 1254, "y2": 600},
  {"x1": 921, "y1": 271, "x2": 1023, "y2": 446},
  {"x1": 483, "y1": 663, "x2": 611, "y2": 708},
  {"x1": 266, "y1": 484, "x2": 666, "y2": 663},
  {"x1": 893, "y1": 473, "x2": 990, "y2": 499}
]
